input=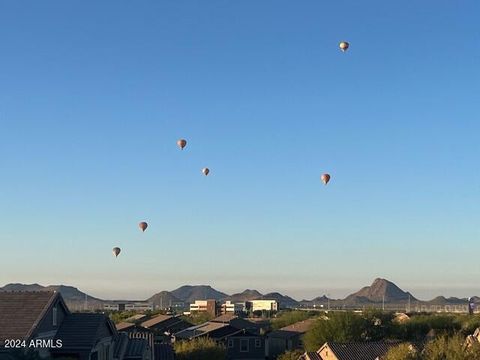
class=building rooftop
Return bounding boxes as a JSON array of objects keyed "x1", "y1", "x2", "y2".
[
  {"x1": 323, "y1": 341, "x2": 403, "y2": 360},
  {"x1": 116, "y1": 322, "x2": 136, "y2": 331},
  {"x1": 141, "y1": 314, "x2": 172, "y2": 328},
  {"x1": 268, "y1": 318, "x2": 317, "y2": 339},
  {"x1": 154, "y1": 343, "x2": 175, "y2": 360},
  {"x1": 125, "y1": 338, "x2": 149, "y2": 358},
  {"x1": 0, "y1": 291, "x2": 65, "y2": 343},
  {"x1": 52, "y1": 313, "x2": 117, "y2": 351}
]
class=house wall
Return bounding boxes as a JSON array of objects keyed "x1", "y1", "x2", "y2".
[
  {"x1": 34, "y1": 299, "x2": 68, "y2": 337},
  {"x1": 227, "y1": 336, "x2": 265, "y2": 360},
  {"x1": 266, "y1": 334, "x2": 303, "y2": 359}
]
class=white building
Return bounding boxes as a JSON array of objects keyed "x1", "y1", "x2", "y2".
[{"x1": 249, "y1": 300, "x2": 278, "y2": 312}]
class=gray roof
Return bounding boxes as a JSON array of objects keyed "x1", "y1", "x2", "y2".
[
  {"x1": 154, "y1": 343, "x2": 175, "y2": 360},
  {"x1": 324, "y1": 341, "x2": 402, "y2": 360},
  {"x1": 0, "y1": 291, "x2": 67, "y2": 343},
  {"x1": 125, "y1": 338, "x2": 149, "y2": 358},
  {"x1": 53, "y1": 313, "x2": 116, "y2": 350}
]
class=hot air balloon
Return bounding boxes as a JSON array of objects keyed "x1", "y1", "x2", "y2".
[
  {"x1": 177, "y1": 139, "x2": 187, "y2": 150},
  {"x1": 321, "y1": 173, "x2": 331, "y2": 185},
  {"x1": 339, "y1": 41, "x2": 349, "y2": 52},
  {"x1": 202, "y1": 168, "x2": 210, "y2": 176},
  {"x1": 112, "y1": 247, "x2": 121, "y2": 258},
  {"x1": 139, "y1": 222, "x2": 148, "y2": 232}
]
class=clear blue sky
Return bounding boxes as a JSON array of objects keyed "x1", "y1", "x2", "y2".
[{"x1": 0, "y1": 0, "x2": 479, "y2": 300}]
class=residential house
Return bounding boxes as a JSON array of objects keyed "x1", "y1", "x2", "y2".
[
  {"x1": 153, "y1": 344, "x2": 175, "y2": 360},
  {"x1": 210, "y1": 314, "x2": 260, "y2": 334},
  {"x1": 175, "y1": 318, "x2": 266, "y2": 360},
  {"x1": 317, "y1": 341, "x2": 404, "y2": 360},
  {"x1": 174, "y1": 322, "x2": 241, "y2": 341},
  {"x1": 0, "y1": 291, "x2": 151, "y2": 360},
  {"x1": 266, "y1": 319, "x2": 316, "y2": 359},
  {"x1": 0, "y1": 291, "x2": 70, "y2": 358},
  {"x1": 141, "y1": 314, "x2": 192, "y2": 341},
  {"x1": 226, "y1": 330, "x2": 265, "y2": 360},
  {"x1": 50, "y1": 313, "x2": 118, "y2": 360},
  {"x1": 123, "y1": 338, "x2": 152, "y2": 360}
]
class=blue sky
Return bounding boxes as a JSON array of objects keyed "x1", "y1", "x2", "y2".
[{"x1": 0, "y1": 0, "x2": 479, "y2": 300}]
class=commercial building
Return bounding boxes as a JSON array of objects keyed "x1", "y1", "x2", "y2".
[
  {"x1": 189, "y1": 299, "x2": 220, "y2": 317},
  {"x1": 221, "y1": 301, "x2": 245, "y2": 314},
  {"x1": 248, "y1": 299, "x2": 278, "y2": 312},
  {"x1": 104, "y1": 301, "x2": 154, "y2": 312}
]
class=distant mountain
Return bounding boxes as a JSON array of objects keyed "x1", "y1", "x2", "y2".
[
  {"x1": 261, "y1": 292, "x2": 299, "y2": 308},
  {"x1": 426, "y1": 296, "x2": 466, "y2": 305},
  {"x1": 344, "y1": 278, "x2": 416, "y2": 304},
  {"x1": 147, "y1": 291, "x2": 183, "y2": 309},
  {"x1": 0, "y1": 283, "x2": 103, "y2": 310},
  {"x1": 300, "y1": 295, "x2": 330, "y2": 307},
  {"x1": 1, "y1": 283, "x2": 45, "y2": 292},
  {"x1": 170, "y1": 285, "x2": 228, "y2": 303},
  {"x1": 227, "y1": 289, "x2": 263, "y2": 302}
]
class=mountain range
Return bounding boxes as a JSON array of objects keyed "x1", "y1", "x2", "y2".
[{"x1": 1, "y1": 278, "x2": 478, "y2": 311}]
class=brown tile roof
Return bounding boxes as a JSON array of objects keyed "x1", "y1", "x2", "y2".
[
  {"x1": 324, "y1": 341, "x2": 402, "y2": 360},
  {"x1": 116, "y1": 322, "x2": 136, "y2": 331},
  {"x1": 268, "y1": 318, "x2": 317, "y2": 339},
  {"x1": 0, "y1": 291, "x2": 61, "y2": 343},
  {"x1": 211, "y1": 314, "x2": 238, "y2": 323},
  {"x1": 141, "y1": 314, "x2": 172, "y2": 328},
  {"x1": 280, "y1": 318, "x2": 316, "y2": 333}
]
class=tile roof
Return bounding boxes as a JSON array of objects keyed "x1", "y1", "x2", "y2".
[
  {"x1": 125, "y1": 338, "x2": 148, "y2": 358},
  {"x1": 154, "y1": 343, "x2": 175, "y2": 360},
  {"x1": 141, "y1": 314, "x2": 172, "y2": 328},
  {"x1": 124, "y1": 314, "x2": 147, "y2": 322},
  {"x1": 114, "y1": 332, "x2": 129, "y2": 359},
  {"x1": 175, "y1": 322, "x2": 242, "y2": 340},
  {"x1": 268, "y1": 318, "x2": 317, "y2": 340},
  {"x1": 324, "y1": 341, "x2": 402, "y2": 360},
  {"x1": 211, "y1": 314, "x2": 238, "y2": 323},
  {"x1": 0, "y1": 291, "x2": 62, "y2": 343},
  {"x1": 280, "y1": 318, "x2": 317, "y2": 333},
  {"x1": 53, "y1": 313, "x2": 116, "y2": 350},
  {"x1": 116, "y1": 322, "x2": 136, "y2": 331}
]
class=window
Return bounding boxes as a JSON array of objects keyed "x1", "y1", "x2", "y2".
[
  {"x1": 240, "y1": 339, "x2": 249, "y2": 353},
  {"x1": 228, "y1": 339, "x2": 234, "y2": 348},
  {"x1": 52, "y1": 306, "x2": 57, "y2": 326},
  {"x1": 255, "y1": 339, "x2": 261, "y2": 348}
]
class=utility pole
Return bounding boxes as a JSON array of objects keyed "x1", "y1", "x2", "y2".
[{"x1": 382, "y1": 295, "x2": 385, "y2": 311}]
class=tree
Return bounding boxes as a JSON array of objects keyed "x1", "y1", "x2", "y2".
[
  {"x1": 423, "y1": 334, "x2": 480, "y2": 360},
  {"x1": 303, "y1": 312, "x2": 368, "y2": 351},
  {"x1": 181, "y1": 312, "x2": 213, "y2": 325},
  {"x1": 277, "y1": 349, "x2": 304, "y2": 360},
  {"x1": 174, "y1": 337, "x2": 226, "y2": 360},
  {"x1": 384, "y1": 344, "x2": 420, "y2": 360},
  {"x1": 271, "y1": 310, "x2": 318, "y2": 330}
]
